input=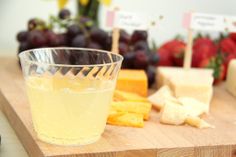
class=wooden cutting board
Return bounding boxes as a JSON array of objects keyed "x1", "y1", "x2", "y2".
[{"x1": 0, "y1": 56, "x2": 236, "y2": 157}]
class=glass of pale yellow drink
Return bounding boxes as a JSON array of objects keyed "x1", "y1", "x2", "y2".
[{"x1": 19, "y1": 48, "x2": 123, "y2": 146}]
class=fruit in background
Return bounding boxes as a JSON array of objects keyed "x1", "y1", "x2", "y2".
[
  {"x1": 119, "y1": 30, "x2": 131, "y2": 44},
  {"x1": 67, "y1": 24, "x2": 82, "y2": 38},
  {"x1": 159, "y1": 39, "x2": 186, "y2": 66},
  {"x1": 220, "y1": 37, "x2": 236, "y2": 55},
  {"x1": 198, "y1": 56, "x2": 226, "y2": 84},
  {"x1": 131, "y1": 30, "x2": 148, "y2": 44},
  {"x1": 44, "y1": 30, "x2": 61, "y2": 47},
  {"x1": 192, "y1": 37, "x2": 217, "y2": 67},
  {"x1": 90, "y1": 27, "x2": 108, "y2": 46},
  {"x1": 146, "y1": 66, "x2": 156, "y2": 87},
  {"x1": 87, "y1": 41, "x2": 102, "y2": 49},
  {"x1": 157, "y1": 48, "x2": 173, "y2": 66},
  {"x1": 16, "y1": 31, "x2": 29, "y2": 42},
  {"x1": 122, "y1": 52, "x2": 135, "y2": 69},
  {"x1": 58, "y1": 9, "x2": 71, "y2": 19},
  {"x1": 229, "y1": 33, "x2": 236, "y2": 43},
  {"x1": 28, "y1": 30, "x2": 47, "y2": 47},
  {"x1": 133, "y1": 51, "x2": 148, "y2": 69},
  {"x1": 18, "y1": 42, "x2": 30, "y2": 53},
  {"x1": 71, "y1": 34, "x2": 87, "y2": 47},
  {"x1": 148, "y1": 53, "x2": 159, "y2": 66},
  {"x1": 133, "y1": 41, "x2": 149, "y2": 52},
  {"x1": 28, "y1": 18, "x2": 46, "y2": 31},
  {"x1": 118, "y1": 42, "x2": 129, "y2": 55}
]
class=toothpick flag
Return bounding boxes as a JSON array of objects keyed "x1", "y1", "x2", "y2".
[
  {"x1": 183, "y1": 12, "x2": 236, "y2": 32},
  {"x1": 106, "y1": 10, "x2": 162, "y2": 30}
]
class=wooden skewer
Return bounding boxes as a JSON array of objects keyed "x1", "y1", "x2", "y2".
[
  {"x1": 184, "y1": 28, "x2": 193, "y2": 70},
  {"x1": 111, "y1": 27, "x2": 120, "y2": 53}
]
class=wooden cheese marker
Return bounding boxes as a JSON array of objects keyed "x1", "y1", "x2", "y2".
[{"x1": 183, "y1": 28, "x2": 193, "y2": 70}]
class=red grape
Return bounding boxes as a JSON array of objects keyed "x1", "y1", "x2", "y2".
[
  {"x1": 18, "y1": 42, "x2": 30, "y2": 53},
  {"x1": 148, "y1": 52, "x2": 159, "y2": 66},
  {"x1": 28, "y1": 30, "x2": 47, "y2": 47},
  {"x1": 119, "y1": 29, "x2": 130, "y2": 44},
  {"x1": 133, "y1": 51, "x2": 148, "y2": 69},
  {"x1": 119, "y1": 42, "x2": 129, "y2": 55},
  {"x1": 67, "y1": 24, "x2": 82, "y2": 38},
  {"x1": 44, "y1": 30, "x2": 60, "y2": 46},
  {"x1": 16, "y1": 31, "x2": 29, "y2": 42},
  {"x1": 71, "y1": 35, "x2": 87, "y2": 47},
  {"x1": 131, "y1": 30, "x2": 147, "y2": 44},
  {"x1": 90, "y1": 27, "x2": 108, "y2": 45},
  {"x1": 122, "y1": 51, "x2": 135, "y2": 69},
  {"x1": 28, "y1": 18, "x2": 46, "y2": 30},
  {"x1": 146, "y1": 66, "x2": 156, "y2": 87},
  {"x1": 58, "y1": 9, "x2": 71, "y2": 19},
  {"x1": 133, "y1": 40, "x2": 149, "y2": 52},
  {"x1": 87, "y1": 41, "x2": 102, "y2": 49}
]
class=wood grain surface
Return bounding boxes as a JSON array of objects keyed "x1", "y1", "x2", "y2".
[{"x1": 0, "y1": 57, "x2": 236, "y2": 157}]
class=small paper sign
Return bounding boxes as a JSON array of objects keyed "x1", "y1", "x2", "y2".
[
  {"x1": 183, "y1": 12, "x2": 236, "y2": 32},
  {"x1": 106, "y1": 10, "x2": 162, "y2": 30}
]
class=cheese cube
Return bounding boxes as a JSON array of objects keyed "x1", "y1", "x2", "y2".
[
  {"x1": 160, "y1": 100, "x2": 187, "y2": 125},
  {"x1": 157, "y1": 67, "x2": 213, "y2": 88},
  {"x1": 116, "y1": 70, "x2": 148, "y2": 96},
  {"x1": 226, "y1": 59, "x2": 236, "y2": 97},
  {"x1": 148, "y1": 85, "x2": 178, "y2": 109}
]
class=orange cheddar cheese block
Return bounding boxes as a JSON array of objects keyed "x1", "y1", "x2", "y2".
[
  {"x1": 111, "y1": 101, "x2": 152, "y2": 120},
  {"x1": 116, "y1": 70, "x2": 148, "y2": 96},
  {"x1": 113, "y1": 90, "x2": 148, "y2": 102},
  {"x1": 107, "y1": 110, "x2": 144, "y2": 128}
]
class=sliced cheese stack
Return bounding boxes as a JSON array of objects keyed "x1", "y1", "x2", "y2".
[
  {"x1": 148, "y1": 86, "x2": 214, "y2": 128},
  {"x1": 226, "y1": 59, "x2": 236, "y2": 97},
  {"x1": 157, "y1": 67, "x2": 214, "y2": 111},
  {"x1": 107, "y1": 90, "x2": 152, "y2": 128},
  {"x1": 116, "y1": 70, "x2": 148, "y2": 96}
]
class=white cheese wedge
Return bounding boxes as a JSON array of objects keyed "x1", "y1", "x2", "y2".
[
  {"x1": 178, "y1": 97, "x2": 209, "y2": 116},
  {"x1": 148, "y1": 86, "x2": 177, "y2": 109},
  {"x1": 160, "y1": 100, "x2": 187, "y2": 125},
  {"x1": 157, "y1": 67, "x2": 213, "y2": 89},
  {"x1": 226, "y1": 59, "x2": 236, "y2": 97},
  {"x1": 185, "y1": 116, "x2": 214, "y2": 129},
  {"x1": 167, "y1": 71, "x2": 213, "y2": 107}
]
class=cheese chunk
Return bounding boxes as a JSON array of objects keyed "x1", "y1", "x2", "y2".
[
  {"x1": 160, "y1": 100, "x2": 187, "y2": 125},
  {"x1": 116, "y1": 70, "x2": 148, "y2": 96},
  {"x1": 167, "y1": 70, "x2": 214, "y2": 107},
  {"x1": 107, "y1": 110, "x2": 144, "y2": 128},
  {"x1": 185, "y1": 116, "x2": 214, "y2": 129},
  {"x1": 113, "y1": 90, "x2": 148, "y2": 102},
  {"x1": 148, "y1": 86, "x2": 177, "y2": 109},
  {"x1": 178, "y1": 97, "x2": 209, "y2": 116},
  {"x1": 157, "y1": 67, "x2": 213, "y2": 89},
  {"x1": 226, "y1": 59, "x2": 236, "y2": 97},
  {"x1": 111, "y1": 101, "x2": 152, "y2": 120}
]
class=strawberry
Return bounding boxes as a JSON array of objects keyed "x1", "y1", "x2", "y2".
[
  {"x1": 229, "y1": 33, "x2": 236, "y2": 43},
  {"x1": 159, "y1": 39, "x2": 186, "y2": 66},
  {"x1": 192, "y1": 37, "x2": 217, "y2": 67},
  {"x1": 198, "y1": 55, "x2": 226, "y2": 84},
  {"x1": 157, "y1": 48, "x2": 173, "y2": 66},
  {"x1": 220, "y1": 37, "x2": 236, "y2": 55}
]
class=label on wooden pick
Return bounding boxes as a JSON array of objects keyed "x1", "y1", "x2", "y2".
[
  {"x1": 106, "y1": 10, "x2": 162, "y2": 30},
  {"x1": 183, "y1": 12, "x2": 236, "y2": 32}
]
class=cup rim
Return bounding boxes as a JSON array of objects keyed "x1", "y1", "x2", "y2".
[{"x1": 18, "y1": 47, "x2": 123, "y2": 68}]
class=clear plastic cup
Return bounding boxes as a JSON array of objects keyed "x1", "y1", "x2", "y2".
[{"x1": 19, "y1": 48, "x2": 123, "y2": 146}]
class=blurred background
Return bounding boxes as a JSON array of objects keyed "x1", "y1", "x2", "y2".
[{"x1": 0, "y1": 0, "x2": 236, "y2": 54}]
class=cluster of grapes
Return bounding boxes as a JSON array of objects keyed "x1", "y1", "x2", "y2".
[
  {"x1": 16, "y1": 9, "x2": 159, "y2": 86},
  {"x1": 120, "y1": 30, "x2": 159, "y2": 86}
]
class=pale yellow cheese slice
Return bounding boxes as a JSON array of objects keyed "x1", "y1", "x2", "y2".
[
  {"x1": 185, "y1": 116, "x2": 214, "y2": 129},
  {"x1": 226, "y1": 59, "x2": 236, "y2": 97},
  {"x1": 178, "y1": 97, "x2": 209, "y2": 116},
  {"x1": 160, "y1": 100, "x2": 187, "y2": 125},
  {"x1": 148, "y1": 85, "x2": 177, "y2": 109}
]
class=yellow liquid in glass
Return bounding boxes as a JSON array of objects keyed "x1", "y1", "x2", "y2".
[{"x1": 26, "y1": 76, "x2": 114, "y2": 145}]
